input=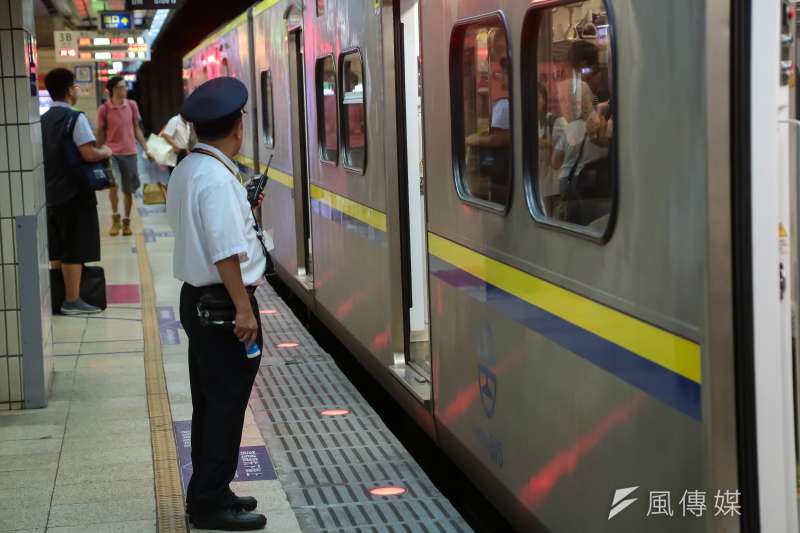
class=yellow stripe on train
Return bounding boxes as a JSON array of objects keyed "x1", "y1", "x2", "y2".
[
  {"x1": 234, "y1": 154, "x2": 294, "y2": 189},
  {"x1": 310, "y1": 185, "x2": 388, "y2": 233},
  {"x1": 428, "y1": 233, "x2": 702, "y2": 384}
]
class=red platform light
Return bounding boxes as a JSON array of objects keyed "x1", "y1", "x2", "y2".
[
  {"x1": 320, "y1": 409, "x2": 350, "y2": 417},
  {"x1": 276, "y1": 342, "x2": 299, "y2": 348},
  {"x1": 369, "y1": 487, "x2": 406, "y2": 497},
  {"x1": 259, "y1": 309, "x2": 277, "y2": 315}
]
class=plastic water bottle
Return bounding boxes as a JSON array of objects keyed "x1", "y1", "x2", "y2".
[{"x1": 245, "y1": 341, "x2": 261, "y2": 359}]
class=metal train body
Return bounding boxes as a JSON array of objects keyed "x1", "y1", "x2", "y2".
[{"x1": 183, "y1": 1, "x2": 799, "y2": 531}]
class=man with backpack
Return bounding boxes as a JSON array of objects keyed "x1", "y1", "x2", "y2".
[{"x1": 42, "y1": 68, "x2": 113, "y2": 315}]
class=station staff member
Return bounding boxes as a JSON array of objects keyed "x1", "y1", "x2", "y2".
[{"x1": 166, "y1": 77, "x2": 267, "y2": 531}]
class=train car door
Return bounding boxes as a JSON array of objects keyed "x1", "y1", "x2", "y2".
[
  {"x1": 400, "y1": 0, "x2": 430, "y2": 370},
  {"x1": 384, "y1": 0, "x2": 432, "y2": 402},
  {"x1": 287, "y1": 9, "x2": 314, "y2": 288},
  {"x1": 746, "y1": 1, "x2": 799, "y2": 530}
]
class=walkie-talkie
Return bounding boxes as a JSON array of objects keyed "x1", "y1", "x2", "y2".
[{"x1": 246, "y1": 154, "x2": 273, "y2": 207}]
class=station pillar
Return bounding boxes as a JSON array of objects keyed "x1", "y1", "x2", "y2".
[{"x1": 0, "y1": 0, "x2": 52, "y2": 409}]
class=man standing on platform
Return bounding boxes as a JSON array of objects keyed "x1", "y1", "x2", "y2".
[
  {"x1": 97, "y1": 76, "x2": 153, "y2": 237},
  {"x1": 167, "y1": 77, "x2": 268, "y2": 531},
  {"x1": 161, "y1": 112, "x2": 193, "y2": 174},
  {"x1": 42, "y1": 68, "x2": 112, "y2": 315}
]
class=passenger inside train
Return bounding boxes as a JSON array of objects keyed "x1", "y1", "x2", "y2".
[{"x1": 537, "y1": 4, "x2": 614, "y2": 230}]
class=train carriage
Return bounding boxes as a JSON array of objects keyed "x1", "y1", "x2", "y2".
[{"x1": 183, "y1": 1, "x2": 800, "y2": 531}]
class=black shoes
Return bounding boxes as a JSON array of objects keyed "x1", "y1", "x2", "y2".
[
  {"x1": 236, "y1": 496, "x2": 257, "y2": 512},
  {"x1": 190, "y1": 508, "x2": 267, "y2": 531}
]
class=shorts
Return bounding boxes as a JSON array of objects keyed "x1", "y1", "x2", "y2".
[
  {"x1": 111, "y1": 154, "x2": 141, "y2": 194},
  {"x1": 48, "y1": 193, "x2": 100, "y2": 264}
]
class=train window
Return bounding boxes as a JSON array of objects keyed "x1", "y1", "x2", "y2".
[
  {"x1": 260, "y1": 70, "x2": 275, "y2": 148},
  {"x1": 340, "y1": 50, "x2": 366, "y2": 173},
  {"x1": 316, "y1": 56, "x2": 339, "y2": 164},
  {"x1": 522, "y1": 0, "x2": 616, "y2": 238},
  {"x1": 450, "y1": 14, "x2": 512, "y2": 211}
]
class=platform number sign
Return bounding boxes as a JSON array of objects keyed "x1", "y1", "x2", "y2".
[{"x1": 54, "y1": 31, "x2": 81, "y2": 63}]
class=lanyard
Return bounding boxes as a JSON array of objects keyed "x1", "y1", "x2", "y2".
[
  {"x1": 191, "y1": 147, "x2": 244, "y2": 184},
  {"x1": 191, "y1": 149, "x2": 273, "y2": 280}
]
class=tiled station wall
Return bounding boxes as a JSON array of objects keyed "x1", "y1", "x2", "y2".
[{"x1": 0, "y1": 0, "x2": 51, "y2": 409}]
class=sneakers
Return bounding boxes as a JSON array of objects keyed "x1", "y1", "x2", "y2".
[
  {"x1": 122, "y1": 218, "x2": 132, "y2": 236},
  {"x1": 109, "y1": 214, "x2": 121, "y2": 237},
  {"x1": 61, "y1": 298, "x2": 102, "y2": 315}
]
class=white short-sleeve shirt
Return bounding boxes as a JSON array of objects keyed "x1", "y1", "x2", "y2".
[
  {"x1": 166, "y1": 143, "x2": 266, "y2": 287},
  {"x1": 50, "y1": 101, "x2": 96, "y2": 147},
  {"x1": 490, "y1": 98, "x2": 510, "y2": 130},
  {"x1": 163, "y1": 114, "x2": 191, "y2": 150}
]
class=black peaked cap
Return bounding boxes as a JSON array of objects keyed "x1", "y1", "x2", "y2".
[{"x1": 181, "y1": 77, "x2": 248, "y2": 124}]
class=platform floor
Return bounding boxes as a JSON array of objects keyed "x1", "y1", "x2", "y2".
[{"x1": 0, "y1": 159, "x2": 469, "y2": 532}]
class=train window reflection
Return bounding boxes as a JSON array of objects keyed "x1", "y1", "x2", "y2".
[
  {"x1": 316, "y1": 56, "x2": 338, "y2": 164},
  {"x1": 341, "y1": 50, "x2": 366, "y2": 172},
  {"x1": 450, "y1": 15, "x2": 512, "y2": 210},
  {"x1": 523, "y1": 0, "x2": 615, "y2": 236},
  {"x1": 260, "y1": 70, "x2": 274, "y2": 148}
]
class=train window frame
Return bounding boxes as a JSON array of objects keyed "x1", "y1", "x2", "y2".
[
  {"x1": 315, "y1": 54, "x2": 339, "y2": 166},
  {"x1": 260, "y1": 69, "x2": 275, "y2": 149},
  {"x1": 449, "y1": 11, "x2": 514, "y2": 215},
  {"x1": 339, "y1": 48, "x2": 367, "y2": 174},
  {"x1": 520, "y1": 0, "x2": 619, "y2": 243}
]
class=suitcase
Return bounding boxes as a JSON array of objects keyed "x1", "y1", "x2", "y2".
[{"x1": 50, "y1": 266, "x2": 107, "y2": 314}]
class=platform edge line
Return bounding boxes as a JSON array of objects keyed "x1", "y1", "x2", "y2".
[{"x1": 133, "y1": 207, "x2": 189, "y2": 533}]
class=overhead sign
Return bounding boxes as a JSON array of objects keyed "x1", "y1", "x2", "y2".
[
  {"x1": 101, "y1": 11, "x2": 133, "y2": 31},
  {"x1": 54, "y1": 31, "x2": 149, "y2": 63},
  {"x1": 54, "y1": 31, "x2": 84, "y2": 62},
  {"x1": 125, "y1": 0, "x2": 179, "y2": 9}
]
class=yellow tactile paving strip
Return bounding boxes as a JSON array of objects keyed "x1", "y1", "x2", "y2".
[{"x1": 133, "y1": 207, "x2": 189, "y2": 533}]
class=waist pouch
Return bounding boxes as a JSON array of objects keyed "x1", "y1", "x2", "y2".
[{"x1": 196, "y1": 284, "x2": 258, "y2": 330}]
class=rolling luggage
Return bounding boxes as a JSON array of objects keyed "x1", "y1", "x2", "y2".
[{"x1": 50, "y1": 266, "x2": 107, "y2": 314}]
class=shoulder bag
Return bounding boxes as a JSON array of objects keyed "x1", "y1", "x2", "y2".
[{"x1": 64, "y1": 110, "x2": 115, "y2": 191}]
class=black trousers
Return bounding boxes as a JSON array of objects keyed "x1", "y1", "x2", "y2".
[{"x1": 179, "y1": 283, "x2": 262, "y2": 515}]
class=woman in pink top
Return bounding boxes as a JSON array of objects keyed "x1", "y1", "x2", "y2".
[{"x1": 97, "y1": 76, "x2": 153, "y2": 236}]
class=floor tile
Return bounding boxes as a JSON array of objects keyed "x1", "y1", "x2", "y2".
[
  {"x1": 0, "y1": 451, "x2": 60, "y2": 471},
  {"x1": 64, "y1": 418, "x2": 149, "y2": 437},
  {"x1": 47, "y1": 520, "x2": 156, "y2": 533},
  {"x1": 0, "y1": 505, "x2": 49, "y2": 531},
  {"x1": 0, "y1": 436, "x2": 61, "y2": 456},
  {"x1": 59, "y1": 445, "x2": 152, "y2": 468},
  {"x1": 0, "y1": 486, "x2": 52, "y2": 510},
  {"x1": 52, "y1": 343, "x2": 81, "y2": 356},
  {"x1": 79, "y1": 340, "x2": 145, "y2": 355},
  {"x1": 0, "y1": 424, "x2": 63, "y2": 441},
  {"x1": 56, "y1": 461, "x2": 154, "y2": 486},
  {"x1": 47, "y1": 498, "x2": 155, "y2": 528},
  {"x1": 51, "y1": 479, "x2": 154, "y2": 506},
  {"x1": 0, "y1": 466, "x2": 57, "y2": 490},
  {"x1": 52, "y1": 356, "x2": 78, "y2": 371},
  {"x1": 81, "y1": 319, "x2": 144, "y2": 343},
  {"x1": 51, "y1": 318, "x2": 87, "y2": 344},
  {"x1": 61, "y1": 431, "x2": 150, "y2": 454}
]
